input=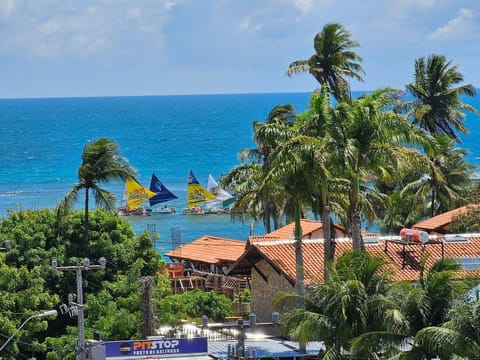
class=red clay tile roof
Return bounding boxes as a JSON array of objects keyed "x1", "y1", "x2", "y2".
[
  {"x1": 246, "y1": 219, "x2": 348, "y2": 249},
  {"x1": 414, "y1": 205, "x2": 479, "y2": 232},
  {"x1": 165, "y1": 235, "x2": 246, "y2": 265},
  {"x1": 233, "y1": 235, "x2": 480, "y2": 285},
  {"x1": 264, "y1": 219, "x2": 345, "y2": 239},
  {"x1": 246, "y1": 236, "x2": 281, "y2": 247}
]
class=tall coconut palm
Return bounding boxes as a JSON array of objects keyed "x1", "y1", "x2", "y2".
[
  {"x1": 330, "y1": 88, "x2": 426, "y2": 250},
  {"x1": 405, "y1": 54, "x2": 478, "y2": 142},
  {"x1": 286, "y1": 23, "x2": 365, "y2": 101},
  {"x1": 268, "y1": 133, "x2": 329, "y2": 296},
  {"x1": 291, "y1": 86, "x2": 339, "y2": 279},
  {"x1": 57, "y1": 138, "x2": 136, "y2": 255}
]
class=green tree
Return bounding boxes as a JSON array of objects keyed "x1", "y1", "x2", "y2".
[
  {"x1": 405, "y1": 54, "x2": 478, "y2": 142},
  {"x1": 157, "y1": 290, "x2": 233, "y2": 324},
  {"x1": 286, "y1": 23, "x2": 365, "y2": 101},
  {"x1": 295, "y1": 87, "x2": 337, "y2": 278},
  {"x1": 352, "y1": 257, "x2": 469, "y2": 358},
  {"x1": 450, "y1": 204, "x2": 480, "y2": 233},
  {"x1": 401, "y1": 134, "x2": 475, "y2": 217},
  {"x1": 0, "y1": 259, "x2": 58, "y2": 359},
  {"x1": 267, "y1": 88, "x2": 334, "y2": 284},
  {"x1": 415, "y1": 299, "x2": 480, "y2": 359},
  {"x1": 331, "y1": 88, "x2": 425, "y2": 250},
  {"x1": 268, "y1": 142, "x2": 325, "y2": 297},
  {"x1": 274, "y1": 251, "x2": 399, "y2": 359},
  {"x1": 0, "y1": 208, "x2": 167, "y2": 359},
  {"x1": 222, "y1": 104, "x2": 296, "y2": 232},
  {"x1": 57, "y1": 138, "x2": 137, "y2": 255}
]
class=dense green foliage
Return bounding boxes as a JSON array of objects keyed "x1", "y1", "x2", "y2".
[
  {"x1": 0, "y1": 208, "x2": 166, "y2": 359},
  {"x1": 157, "y1": 290, "x2": 234, "y2": 324},
  {"x1": 226, "y1": 23, "x2": 478, "y2": 248},
  {"x1": 274, "y1": 251, "x2": 476, "y2": 359},
  {"x1": 450, "y1": 202, "x2": 480, "y2": 233}
]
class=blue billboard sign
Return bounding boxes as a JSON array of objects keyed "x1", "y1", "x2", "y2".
[{"x1": 104, "y1": 337, "x2": 208, "y2": 358}]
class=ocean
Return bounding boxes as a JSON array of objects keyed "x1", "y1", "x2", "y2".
[{"x1": 1, "y1": 92, "x2": 479, "y2": 253}]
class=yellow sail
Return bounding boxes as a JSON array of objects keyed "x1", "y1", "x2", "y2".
[
  {"x1": 187, "y1": 171, "x2": 215, "y2": 208},
  {"x1": 124, "y1": 177, "x2": 157, "y2": 210}
]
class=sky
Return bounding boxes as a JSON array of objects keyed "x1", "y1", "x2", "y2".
[{"x1": 0, "y1": 0, "x2": 479, "y2": 98}]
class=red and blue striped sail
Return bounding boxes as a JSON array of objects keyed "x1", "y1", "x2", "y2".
[{"x1": 148, "y1": 173, "x2": 178, "y2": 207}]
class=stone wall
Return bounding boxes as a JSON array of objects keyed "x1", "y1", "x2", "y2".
[{"x1": 250, "y1": 259, "x2": 294, "y2": 322}]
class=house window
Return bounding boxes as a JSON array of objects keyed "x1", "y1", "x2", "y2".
[{"x1": 457, "y1": 258, "x2": 480, "y2": 270}]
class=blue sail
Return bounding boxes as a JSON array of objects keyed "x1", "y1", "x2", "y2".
[{"x1": 149, "y1": 173, "x2": 178, "y2": 207}]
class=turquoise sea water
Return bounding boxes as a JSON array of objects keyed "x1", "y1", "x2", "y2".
[
  {"x1": 0, "y1": 93, "x2": 312, "y2": 251},
  {"x1": 1, "y1": 92, "x2": 480, "y2": 252}
]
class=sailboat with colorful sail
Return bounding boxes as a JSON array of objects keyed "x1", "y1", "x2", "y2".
[
  {"x1": 182, "y1": 170, "x2": 216, "y2": 215},
  {"x1": 205, "y1": 174, "x2": 234, "y2": 213},
  {"x1": 118, "y1": 177, "x2": 157, "y2": 216},
  {"x1": 148, "y1": 173, "x2": 178, "y2": 214}
]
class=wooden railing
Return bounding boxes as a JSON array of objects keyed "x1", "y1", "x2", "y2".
[{"x1": 168, "y1": 269, "x2": 249, "y2": 299}]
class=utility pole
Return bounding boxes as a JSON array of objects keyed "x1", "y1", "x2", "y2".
[{"x1": 52, "y1": 257, "x2": 106, "y2": 360}]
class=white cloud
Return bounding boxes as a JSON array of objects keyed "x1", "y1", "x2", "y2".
[
  {"x1": 239, "y1": 17, "x2": 263, "y2": 32},
  {"x1": 428, "y1": 8, "x2": 476, "y2": 40},
  {"x1": 0, "y1": 1, "x2": 179, "y2": 60}
]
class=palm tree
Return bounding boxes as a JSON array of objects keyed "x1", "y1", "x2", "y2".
[
  {"x1": 268, "y1": 133, "x2": 329, "y2": 297},
  {"x1": 330, "y1": 88, "x2": 425, "y2": 250},
  {"x1": 286, "y1": 23, "x2": 365, "y2": 101},
  {"x1": 405, "y1": 54, "x2": 478, "y2": 142},
  {"x1": 350, "y1": 257, "x2": 468, "y2": 358},
  {"x1": 289, "y1": 86, "x2": 339, "y2": 279},
  {"x1": 401, "y1": 134, "x2": 475, "y2": 217},
  {"x1": 57, "y1": 138, "x2": 136, "y2": 255},
  {"x1": 274, "y1": 251, "x2": 399, "y2": 358},
  {"x1": 415, "y1": 300, "x2": 480, "y2": 359},
  {"x1": 222, "y1": 104, "x2": 296, "y2": 233}
]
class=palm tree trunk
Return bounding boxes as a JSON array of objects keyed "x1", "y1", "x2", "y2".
[
  {"x1": 350, "y1": 176, "x2": 364, "y2": 251},
  {"x1": 294, "y1": 202, "x2": 305, "y2": 298},
  {"x1": 430, "y1": 167, "x2": 436, "y2": 218},
  {"x1": 430, "y1": 188, "x2": 436, "y2": 218},
  {"x1": 321, "y1": 180, "x2": 334, "y2": 281},
  {"x1": 83, "y1": 188, "x2": 89, "y2": 256},
  {"x1": 139, "y1": 276, "x2": 155, "y2": 338},
  {"x1": 322, "y1": 205, "x2": 333, "y2": 281},
  {"x1": 263, "y1": 203, "x2": 271, "y2": 233}
]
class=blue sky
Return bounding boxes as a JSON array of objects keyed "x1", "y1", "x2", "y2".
[{"x1": 0, "y1": 0, "x2": 479, "y2": 98}]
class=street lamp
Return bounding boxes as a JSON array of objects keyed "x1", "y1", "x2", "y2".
[
  {"x1": 0, "y1": 309, "x2": 57, "y2": 353},
  {"x1": 52, "y1": 257, "x2": 106, "y2": 360}
]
